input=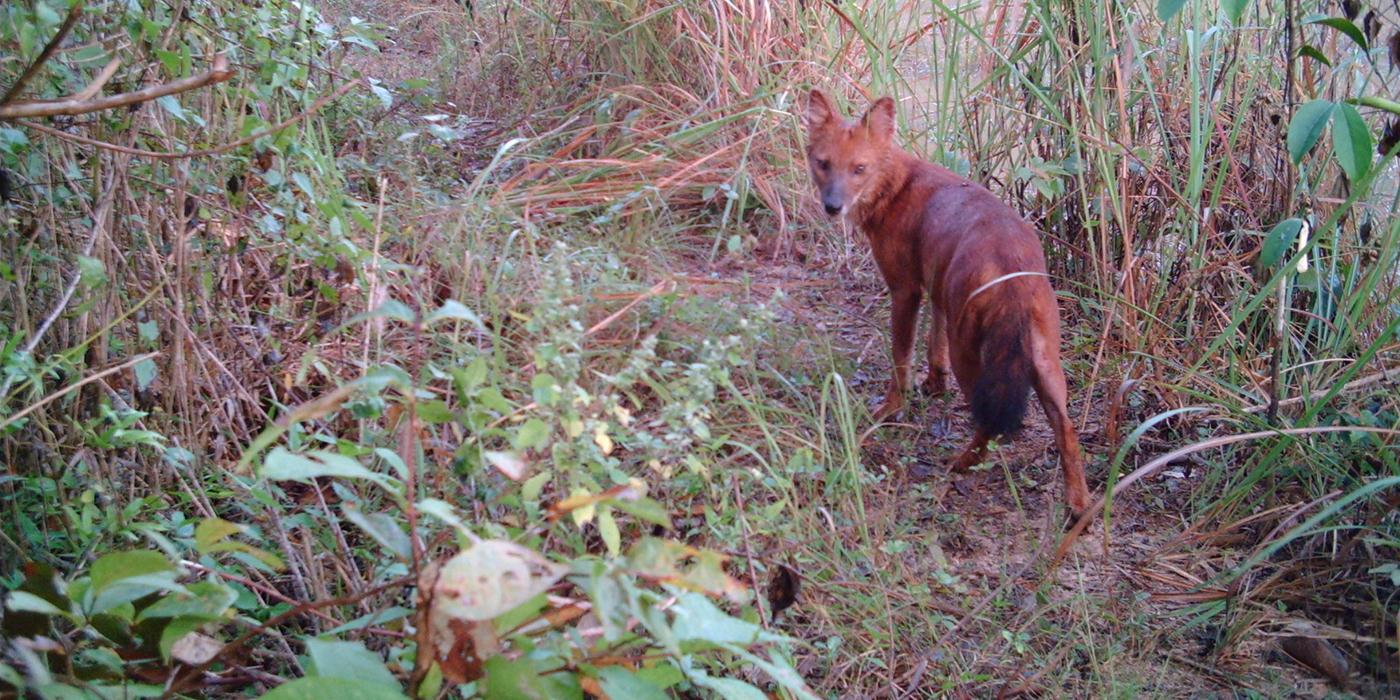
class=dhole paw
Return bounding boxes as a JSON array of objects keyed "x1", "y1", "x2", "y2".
[
  {"x1": 949, "y1": 451, "x2": 979, "y2": 473},
  {"x1": 871, "y1": 397, "x2": 904, "y2": 421},
  {"x1": 918, "y1": 372, "x2": 948, "y2": 397},
  {"x1": 1065, "y1": 492, "x2": 1091, "y2": 527}
]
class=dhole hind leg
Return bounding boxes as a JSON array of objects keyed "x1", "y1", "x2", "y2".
[
  {"x1": 874, "y1": 287, "x2": 921, "y2": 420},
  {"x1": 949, "y1": 428, "x2": 991, "y2": 472},
  {"x1": 945, "y1": 341, "x2": 989, "y2": 471},
  {"x1": 1029, "y1": 327, "x2": 1091, "y2": 518},
  {"x1": 919, "y1": 306, "x2": 950, "y2": 396}
]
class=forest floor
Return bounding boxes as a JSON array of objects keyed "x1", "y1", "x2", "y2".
[{"x1": 315, "y1": 0, "x2": 1352, "y2": 696}]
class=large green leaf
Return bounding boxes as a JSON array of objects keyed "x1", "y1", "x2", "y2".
[
  {"x1": 596, "y1": 667, "x2": 669, "y2": 700},
  {"x1": 1286, "y1": 100, "x2": 1335, "y2": 164},
  {"x1": 137, "y1": 581, "x2": 237, "y2": 622},
  {"x1": 1303, "y1": 14, "x2": 1368, "y2": 51},
  {"x1": 1258, "y1": 218, "x2": 1304, "y2": 270},
  {"x1": 304, "y1": 638, "x2": 400, "y2": 690},
  {"x1": 481, "y1": 657, "x2": 581, "y2": 700},
  {"x1": 669, "y1": 592, "x2": 783, "y2": 645},
  {"x1": 262, "y1": 448, "x2": 398, "y2": 492},
  {"x1": 259, "y1": 677, "x2": 407, "y2": 700},
  {"x1": 1157, "y1": 0, "x2": 1187, "y2": 21},
  {"x1": 87, "y1": 551, "x2": 183, "y2": 616},
  {"x1": 688, "y1": 673, "x2": 767, "y2": 700},
  {"x1": 1331, "y1": 102, "x2": 1373, "y2": 181},
  {"x1": 1222, "y1": 0, "x2": 1249, "y2": 24}
]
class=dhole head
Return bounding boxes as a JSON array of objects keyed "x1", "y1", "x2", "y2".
[{"x1": 804, "y1": 90, "x2": 896, "y2": 217}]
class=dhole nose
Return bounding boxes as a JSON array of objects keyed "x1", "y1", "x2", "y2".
[{"x1": 823, "y1": 203, "x2": 841, "y2": 216}]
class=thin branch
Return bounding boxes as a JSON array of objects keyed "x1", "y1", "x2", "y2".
[
  {"x1": 0, "y1": 54, "x2": 232, "y2": 120},
  {"x1": 13, "y1": 78, "x2": 361, "y2": 159},
  {"x1": 69, "y1": 57, "x2": 122, "y2": 103},
  {"x1": 0, "y1": 3, "x2": 85, "y2": 106}
]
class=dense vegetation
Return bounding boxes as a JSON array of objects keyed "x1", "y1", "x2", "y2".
[{"x1": 1, "y1": 0, "x2": 1397, "y2": 697}]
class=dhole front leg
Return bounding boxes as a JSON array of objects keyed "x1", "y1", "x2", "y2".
[
  {"x1": 920, "y1": 306, "x2": 950, "y2": 396},
  {"x1": 873, "y1": 287, "x2": 921, "y2": 420}
]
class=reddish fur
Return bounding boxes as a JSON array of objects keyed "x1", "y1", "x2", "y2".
[{"x1": 805, "y1": 90, "x2": 1092, "y2": 518}]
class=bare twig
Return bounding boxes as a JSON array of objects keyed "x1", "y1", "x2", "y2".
[
  {"x1": 0, "y1": 3, "x2": 85, "y2": 106},
  {"x1": 1, "y1": 54, "x2": 232, "y2": 119},
  {"x1": 13, "y1": 78, "x2": 361, "y2": 159}
]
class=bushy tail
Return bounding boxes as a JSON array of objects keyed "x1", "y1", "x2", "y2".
[{"x1": 969, "y1": 308, "x2": 1032, "y2": 437}]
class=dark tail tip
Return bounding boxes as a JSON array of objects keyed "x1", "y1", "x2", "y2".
[{"x1": 969, "y1": 319, "x2": 1032, "y2": 437}]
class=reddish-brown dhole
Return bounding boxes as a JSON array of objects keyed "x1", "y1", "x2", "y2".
[{"x1": 804, "y1": 90, "x2": 1091, "y2": 518}]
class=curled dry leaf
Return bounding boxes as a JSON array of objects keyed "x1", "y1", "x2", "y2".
[
  {"x1": 766, "y1": 564, "x2": 800, "y2": 617},
  {"x1": 170, "y1": 632, "x2": 223, "y2": 666},
  {"x1": 434, "y1": 541, "x2": 567, "y2": 621},
  {"x1": 483, "y1": 450, "x2": 528, "y2": 481},
  {"x1": 422, "y1": 541, "x2": 569, "y2": 684}
]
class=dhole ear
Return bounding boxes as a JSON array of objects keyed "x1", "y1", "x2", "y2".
[
  {"x1": 862, "y1": 96, "x2": 896, "y2": 142},
  {"x1": 807, "y1": 89, "x2": 835, "y2": 132}
]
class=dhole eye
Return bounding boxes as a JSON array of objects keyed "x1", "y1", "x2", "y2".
[
  {"x1": 816, "y1": 159, "x2": 830, "y2": 171},
  {"x1": 853, "y1": 164, "x2": 867, "y2": 175}
]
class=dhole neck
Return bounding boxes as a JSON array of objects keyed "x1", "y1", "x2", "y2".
[{"x1": 853, "y1": 150, "x2": 912, "y2": 232}]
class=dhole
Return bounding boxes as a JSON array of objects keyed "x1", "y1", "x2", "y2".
[{"x1": 804, "y1": 90, "x2": 1091, "y2": 518}]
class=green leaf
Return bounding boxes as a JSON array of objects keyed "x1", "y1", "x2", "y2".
[
  {"x1": 415, "y1": 399, "x2": 454, "y2": 424},
  {"x1": 259, "y1": 676, "x2": 408, "y2": 700},
  {"x1": 597, "y1": 507, "x2": 620, "y2": 557},
  {"x1": 1304, "y1": 14, "x2": 1368, "y2": 51},
  {"x1": 195, "y1": 518, "x2": 244, "y2": 553},
  {"x1": 346, "y1": 299, "x2": 415, "y2": 327},
  {"x1": 530, "y1": 374, "x2": 560, "y2": 406},
  {"x1": 521, "y1": 471, "x2": 551, "y2": 502},
  {"x1": 1157, "y1": 0, "x2": 1187, "y2": 22},
  {"x1": 1222, "y1": 0, "x2": 1249, "y2": 24},
  {"x1": 304, "y1": 638, "x2": 400, "y2": 690},
  {"x1": 5, "y1": 591, "x2": 70, "y2": 618},
  {"x1": 137, "y1": 581, "x2": 236, "y2": 621},
  {"x1": 91, "y1": 551, "x2": 174, "y2": 593},
  {"x1": 514, "y1": 418, "x2": 549, "y2": 450},
  {"x1": 492, "y1": 591, "x2": 548, "y2": 636},
  {"x1": 1297, "y1": 44, "x2": 1332, "y2": 67},
  {"x1": 609, "y1": 497, "x2": 673, "y2": 529},
  {"x1": 262, "y1": 448, "x2": 397, "y2": 492},
  {"x1": 77, "y1": 255, "x2": 107, "y2": 288},
  {"x1": 368, "y1": 80, "x2": 393, "y2": 110},
  {"x1": 670, "y1": 592, "x2": 779, "y2": 645},
  {"x1": 423, "y1": 300, "x2": 484, "y2": 329},
  {"x1": 456, "y1": 357, "x2": 488, "y2": 392},
  {"x1": 342, "y1": 506, "x2": 412, "y2": 560},
  {"x1": 87, "y1": 551, "x2": 183, "y2": 615},
  {"x1": 596, "y1": 667, "x2": 668, "y2": 700},
  {"x1": 158, "y1": 620, "x2": 212, "y2": 663},
  {"x1": 324, "y1": 607, "x2": 412, "y2": 636},
  {"x1": 1331, "y1": 102, "x2": 1373, "y2": 181},
  {"x1": 192, "y1": 517, "x2": 284, "y2": 570},
  {"x1": 482, "y1": 657, "x2": 581, "y2": 700},
  {"x1": 688, "y1": 673, "x2": 767, "y2": 700},
  {"x1": 1258, "y1": 218, "x2": 1304, "y2": 270},
  {"x1": 1287, "y1": 100, "x2": 1335, "y2": 164},
  {"x1": 34, "y1": 2, "x2": 61, "y2": 26},
  {"x1": 137, "y1": 320, "x2": 159, "y2": 345}
]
